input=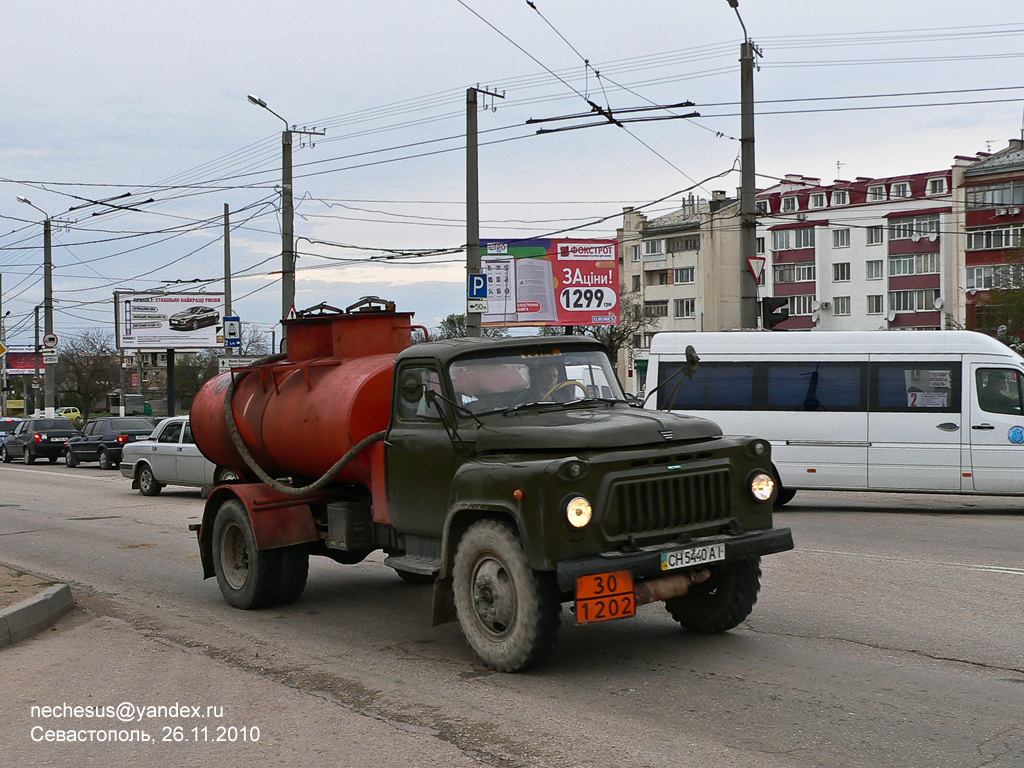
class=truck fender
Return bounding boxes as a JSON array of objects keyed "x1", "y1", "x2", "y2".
[
  {"x1": 197, "y1": 483, "x2": 320, "y2": 580},
  {"x1": 431, "y1": 502, "x2": 523, "y2": 626}
]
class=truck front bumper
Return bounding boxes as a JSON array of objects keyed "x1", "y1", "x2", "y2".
[{"x1": 555, "y1": 527, "x2": 794, "y2": 592}]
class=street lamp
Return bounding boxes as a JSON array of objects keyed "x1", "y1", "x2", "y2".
[
  {"x1": 248, "y1": 94, "x2": 296, "y2": 335},
  {"x1": 17, "y1": 196, "x2": 55, "y2": 417}
]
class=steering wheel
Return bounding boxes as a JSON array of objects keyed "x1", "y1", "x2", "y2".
[{"x1": 542, "y1": 380, "x2": 588, "y2": 401}]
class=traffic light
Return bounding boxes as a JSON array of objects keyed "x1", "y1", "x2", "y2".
[{"x1": 761, "y1": 296, "x2": 790, "y2": 330}]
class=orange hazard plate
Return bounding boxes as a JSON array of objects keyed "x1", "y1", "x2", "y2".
[{"x1": 574, "y1": 570, "x2": 636, "y2": 624}]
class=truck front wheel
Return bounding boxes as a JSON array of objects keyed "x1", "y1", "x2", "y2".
[
  {"x1": 664, "y1": 557, "x2": 761, "y2": 634},
  {"x1": 211, "y1": 499, "x2": 281, "y2": 609},
  {"x1": 452, "y1": 519, "x2": 561, "y2": 672}
]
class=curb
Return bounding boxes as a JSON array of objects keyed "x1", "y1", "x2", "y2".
[{"x1": 0, "y1": 584, "x2": 75, "y2": 648}]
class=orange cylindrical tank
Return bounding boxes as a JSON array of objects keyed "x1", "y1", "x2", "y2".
[{"x1": 190, "y1": 303, "x2": 415, "y2": 486}]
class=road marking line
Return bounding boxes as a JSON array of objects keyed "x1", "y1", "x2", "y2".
[
  {"x1": 0, "y1": 466, "x2": 125, "y2": 483},
  {"x1": 801, "y1": 547, "x2": 1024, "y2": 577}
]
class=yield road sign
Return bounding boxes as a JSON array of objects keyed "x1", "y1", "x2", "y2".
[{"x1": 43, "y1": 332, "x2": 59, "y2": 348}]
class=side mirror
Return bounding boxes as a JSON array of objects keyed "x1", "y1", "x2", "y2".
[
  {"x1": 682, "y1": 345, "x2": 700, "y2": 379},
  {"x1": 399, "y1": 374, "x2": 423, "y2": 404}
]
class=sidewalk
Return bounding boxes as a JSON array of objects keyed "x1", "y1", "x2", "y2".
[{"x1": 0, "y1": 564, "x2": 74, "y2": 648}]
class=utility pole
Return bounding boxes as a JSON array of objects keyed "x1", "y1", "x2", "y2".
[
  {"x1": 33, "y1": 306, "x2": 40, "y2": 416},
  {"x1": 18, "y1": 196, "x2": 59, "y2": 416},
  {"x1": 466, "y1": 86, "x2": 504, "y2": 338},
  {"x1": 247, "y1": 95, "x2": 323, "y2": 345},
  {"x1": 0, "y1": 274, "x2": 7, "y2": 417},
  {"x1": 728, "y1": 0, "x2": 761, "y2": 329},
  {"x1": 224, "y1": 204, "x2": 232, "y2": 317}
]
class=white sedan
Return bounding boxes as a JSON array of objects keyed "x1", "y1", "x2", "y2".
[{"x1": 119, "y1": 415, "x2": 240, "y2": 495}]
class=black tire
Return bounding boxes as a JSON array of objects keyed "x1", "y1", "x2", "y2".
[
  {"x1": 98, "y1": 449, "x2": 114, "y2": 470},
  {"x1": 211, "y1": 499, "x2": 281, "y2": 609},
  {"x1": 1, "y1": 446, "x2": 10, "y2": 463},
  {"x1": 665, "y1": 557, "x2": 762, "y2": 634},
  {"x1": 48, "y1": 456, "x2": 58, "y2": 464},
  {"x1": 775, "y1": 487, "x2": 797, "y2": 507},
  {"x1": 65, "y1": 450, "x2": 79, "y2": 467},
  {"x1": 276, "y1": 543, "x2": 309, "y2": 605},
  {"x1": 191, "y1": 319, "x2": 200, "y2": 330},
  {"x1": 452, "y1": 519, "x2": 561, "y2": 672},
  {"x1": 395, "y1": 569, "x2": 436, "y2": 585},
  {"x1": 25, "y1": 449, "x2": 36, "y2": 465},
  {"x1": 137, "y1": 464, "x2": 163, "y2": 496},
  {"x1": 214, "y1": 467, "x2": 240, "y2": 484}
]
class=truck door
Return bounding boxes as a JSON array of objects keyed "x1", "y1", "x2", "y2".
[
  {"x1": 867, "y1": 359, "x2": 964, "y2": 491},
  {"x1": 386, "y1": 363, "x2": 455, "y2": 537},
  {"x1": 968, "y1": 365, "x2": 1024, "y2": 493}
]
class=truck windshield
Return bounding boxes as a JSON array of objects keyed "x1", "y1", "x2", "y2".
[{"x1": 449, "y1": 349, "x2": 625, "y2": 416}]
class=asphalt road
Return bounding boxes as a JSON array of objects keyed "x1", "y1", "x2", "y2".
[{"x1": 1, "y1": 460, "x2": 1022, "y2": 768}]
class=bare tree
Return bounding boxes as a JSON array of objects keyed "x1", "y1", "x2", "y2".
[
  {"x1": 433, "y1": 313, "x2": 507, "y2": 340},
  {"x1": 55, "y1": 329, "x2": 121, "y2": 420},
  {"x1": 239, "y1": 325, "x2": 270, "y2": 356}
]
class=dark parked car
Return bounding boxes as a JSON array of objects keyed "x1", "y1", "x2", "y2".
[
  {"x1": 0, "y1": 416, "x2": 23, "y2": 436},
  {"x1": 1, "y1": 418, "x2": 80, "y2": 464},
  {"x1": 65, "y1": 416, "x2": 158, "y2": 469},
  {"x1": 169, "y1": 306, "x2": 219, "y2": 331}
]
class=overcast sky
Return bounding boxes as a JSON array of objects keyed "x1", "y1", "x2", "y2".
[{"x1": 2, "y1": 1, "x2": 1022, "y2": 347}]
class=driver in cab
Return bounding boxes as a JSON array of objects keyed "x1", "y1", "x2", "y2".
[{"x1": 526, "y1": 361, "x2": 575, "y2": 403}]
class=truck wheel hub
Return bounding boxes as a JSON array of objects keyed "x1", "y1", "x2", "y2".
[
  {"x1": 470, "y1": 556, "x2": 516, "y2": 636},
  {"x1": 220, "y1": 522, "x2": 249, "y2": 590}
]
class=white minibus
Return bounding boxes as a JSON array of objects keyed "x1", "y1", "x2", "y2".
[{"x1": 646, "y1": 331, "x2": 1024, "y2": 504}]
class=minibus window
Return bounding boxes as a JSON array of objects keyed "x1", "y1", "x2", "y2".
[
  {"x1": 766, "y1": 363, "x2": 864, "y2": 411},
  {"x1": 659, "y1": 363, "x2": 754, "y2": 410},
  {"x1": 976, "y1": 369, "x2": 1024, "y2": 415},
  {"x1": 872, "y1": 363, "x2": 960, "y2": 413}
]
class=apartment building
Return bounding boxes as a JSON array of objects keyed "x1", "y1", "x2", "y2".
[
  {"x1": 757, "y1": 170, "x2": 957, "y2": 330},
  {"x1": 958, "y1": 139, "x2": 1024, "y2": 331}
]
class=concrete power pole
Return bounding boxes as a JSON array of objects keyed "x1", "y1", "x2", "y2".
[
  {"x1": 738, "y1": 39, "x2": 760, "y2": 330},
  {"x1": 465, "y1": 86, "x2": 504, "y2": 338}
]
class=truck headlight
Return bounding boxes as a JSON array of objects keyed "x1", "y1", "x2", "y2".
[
  {"x1": 749, "y1": 472, "x2": 775, "y2": 502},
  {"x1": 565, "y1": 496, "x2": 593, "y2": 528}
]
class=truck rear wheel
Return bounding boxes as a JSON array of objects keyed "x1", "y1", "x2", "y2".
[
  {"x1": 211, "y1": 499, "x2": 281, "y2": 609},
  {"x1": 452, "y1": 519, "x2": 561, "y2": 672},
  {"x1": 276, "y1": 544, "x2": 309, "y2": 605},
  {"x1": 665, "y1": 557, "x2": 761, "y2": 634}
]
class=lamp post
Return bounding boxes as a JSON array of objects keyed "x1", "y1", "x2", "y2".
[
  {"x1": 17, "y1": 196, "x2": 55, "y2": 417},
  {"x1": 725, "y1": 1, "x2": 760, "y2": 329},
  {"x1": 0, "y1": 309, "x2": 9, "y2": 417},
  {"x1": 247, "y1": 95, "x2": 323, "y2": 344}
]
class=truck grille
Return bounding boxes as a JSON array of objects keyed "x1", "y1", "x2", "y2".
[{"x1": 607, "y1": 469, "x2": 732, "y2": 537}]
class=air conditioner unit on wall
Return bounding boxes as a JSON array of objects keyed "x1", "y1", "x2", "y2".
[
  {"x1": 819, "y1": 301, "x2": 832, "y2": 310},
  {"x1": 995, "y1": 208, "x2": 1008, "y2": 216},
  {"x1": 1010, "y1": 207, "x2": 1022, "y2": 215}
]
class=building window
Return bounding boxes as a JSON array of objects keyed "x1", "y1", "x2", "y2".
[
  {"x1": 965, "y1": 181, "x2": 1024, "y2": 209},
  {"x1": 755, "y1": 236, "x2": 765, "y2": 255},
  {"x1": 810, "y1": 193, "x2": 826, "y2": 209},
  {"x1": 794, "y1": 228, "x2": 815, "y2": 249},
  {"x1": 867, "y1": 295, "x2": 884, "y2": 314},
  {"x1": 631, "y1": 334, "x2": 642, "y2": 349},
  {"x1": 644, "y1": 239, "x2": 663, "y2": 256},
  {"x1": 674, "y1": 298, "x2": 696, "y2": 318},
  {"x1": 866, "y1": 260, "x2": 883, "y2": 280},
  {"x1": 916, "y1": 252, "x2": 940, "y2": 274},
  {"x1": 866, "y1": 225, "x2": 884, "y2": 245},
  {"x1": 631, "y1": 274, "x2": 641, "y2": 292},
  {"x1": 790, "y1": 295, "x2": 816, "y2": 316},
  {"x1": 890, "y1": 182, "x2": 911, "y2": 199},
  {"x1": 966, "y1": 265, "x2": 1019, "y2": 290},
  {"x1": 833, "y1": 229, "x2": 850, "y2": 248},
  {"x1": 630, "y1": 244, "x2": 641, "y2": 261},
  {"x1": 831, "y1": 189, "x2": 849, "y2": 206},
  {"x1": 889, "y1": 289, "x2": 940, "y2": 313},
  {"x1": 889, "y1": 215, "x2": 939, "y2": 240},
  {"x1": 667, "y1": 235, "x2": 700, "y2": 252},
  {"x1": 867, "y1": 185, "x2": 886, "y2": 202},
  {"x1": 889, "y1": 255, "x2": 915, "y2": 277},
  {"x1": 833, "y1": 296, "x2": 851, "y2": 315},
  {"x1": 646, "y1": 271, "x2": 670, "y2": 286},
  {"x1": 927, "y1": 177, "x2": 948, "y2": 195},
  {"x1": 755, "y1": 200, "x2": 769, "y2": 214},
  {"x1": 772, "y1": 230, "x2": 791, "y2": 251},
  {"x1": 967, "y1": 227, "x2": 1024, "y2": 251},
  {"x1": 782, "y1": 196, "x2": 798, "y2": 212},
  {"x1": 833, "y1": 263, "x2": 851, "y2": 282},
  {"x1": 643, "y1": 300, "x2": 669, "y2": 318},
  {"x1": 966, "y1": 266, "x2": 994, "y2": 290},
  {"x1": 674, "y1": 267, "x2": 695, "y2": 284},
  {"x1": 774, "y1": 263, "x2": 816, "y2": 284}
]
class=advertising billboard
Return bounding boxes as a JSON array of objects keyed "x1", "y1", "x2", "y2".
[
  {"x1": 114, "y1": 292, "x2": 226, "y2": 350},
  {"x1": 480, "y1": 238, "x2": 619, "y2": 327}
]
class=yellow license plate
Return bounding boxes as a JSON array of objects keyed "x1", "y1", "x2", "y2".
[{"x1": 575, "y1": 570, "x2": 636, "y2": 624}]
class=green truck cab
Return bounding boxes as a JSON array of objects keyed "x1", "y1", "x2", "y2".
[{"x1": 384, "y1": 335, "x2": 793, "y2": 671}]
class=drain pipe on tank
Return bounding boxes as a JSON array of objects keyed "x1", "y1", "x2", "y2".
[{"x1": 221, "y1": 365, "x2": 386, "y2": 497}]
